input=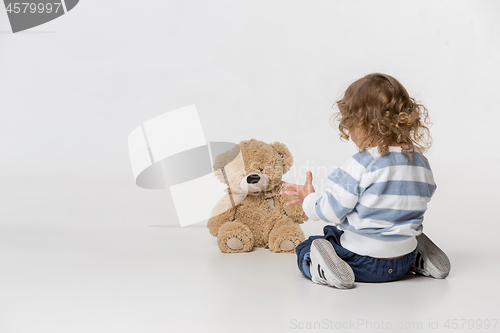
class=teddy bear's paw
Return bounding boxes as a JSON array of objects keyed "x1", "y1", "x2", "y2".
[
  {"x1": 216, "y1": 221, "x2": 254, "y2": 253},
  {"x1": 269, "y1": 224, "x2": 305, "y2": 253},
  {"x1": 279, "y1": 239, "x2": 296, "y2": 252},
  {"x1": 226, "y1": 235, "x2": 244, "y2": 250}
]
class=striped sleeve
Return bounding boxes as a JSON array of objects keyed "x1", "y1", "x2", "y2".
[{"x1": 303, "y1": 151, "x2": 373, "y2": 223}]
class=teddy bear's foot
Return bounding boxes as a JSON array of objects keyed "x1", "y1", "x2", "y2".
[
  {"x1": 226, "y1": 235, "x2": 244, "y2": 250},
  {"x1": 279, "y1": 239, "x2": 296, "y2": 252},
  {"x1": 269, "y1": 223, "x2": 305, "y2": 253},
  {"x1": 217, "y1": 221, "x2": 254, "y2": 253}
]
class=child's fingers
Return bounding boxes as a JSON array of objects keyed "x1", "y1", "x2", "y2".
[
  {"x1": 306, "y1": 171, "x2": 312, "y2": 184},
  {"x1": 280, "y1": 190, "x2": 298, "y2": 196},
  {"x1": 282, "y1": 183, "x2": 299, "y2": 190},
  {"x1": 286, "y1": 198, "x2": 302, "y2": 206},
  {"x1": 300, "y1": 210, "x2": 305, "y2": 216}
]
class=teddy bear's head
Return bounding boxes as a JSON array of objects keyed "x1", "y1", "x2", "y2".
[{"x1": 213, "y1": 139, "x2": 293, "y2": 195}]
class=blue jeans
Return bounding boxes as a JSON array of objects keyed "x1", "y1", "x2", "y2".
[{"x1": 296, "y1": 225, "x2": 416, "y2": 283}]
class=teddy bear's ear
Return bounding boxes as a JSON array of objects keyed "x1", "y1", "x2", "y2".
[
  {"x1": 212, "y1": 144, "x2": 241, "y2": 182},
  {"x1": 270, "y1": 142, "x2": 293, "y2": 174}
]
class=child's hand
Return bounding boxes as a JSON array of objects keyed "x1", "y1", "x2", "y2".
[{"x1": 280, "y1": 171, "x2": 315, "y2": 214}]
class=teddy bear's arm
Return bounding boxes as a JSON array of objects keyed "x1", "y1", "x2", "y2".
[
  {"x1": 207, "y1": 194, "x2": 237, "y2": 237},
  {"x1": 277, "y1": 183, "x2": 307, "y2": 224}
]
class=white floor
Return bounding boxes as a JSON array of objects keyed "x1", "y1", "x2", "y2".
[{"x1": 1, "y1": 180, "x2": 499, "y2": 333}]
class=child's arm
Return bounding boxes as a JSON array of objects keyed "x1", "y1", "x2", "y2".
[{"x1": 281, "y1": 163, "x2": 361, "y2": 224}]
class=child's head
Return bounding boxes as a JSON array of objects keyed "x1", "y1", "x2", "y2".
[{"x1": 334, "y1": 73, "x2": 431, "y2": 155}]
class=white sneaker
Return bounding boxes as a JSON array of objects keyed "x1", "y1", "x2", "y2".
[
  {"x1": 410, "y1": 233, "x2": 451, "y2": 279},
  {"x1": 309, "y1": 239, "x2": 355, "y2": 289}
]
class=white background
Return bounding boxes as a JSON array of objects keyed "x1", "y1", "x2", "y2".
[{"x1": 1, "y1": 1, "x2": 499, "y2": 332}]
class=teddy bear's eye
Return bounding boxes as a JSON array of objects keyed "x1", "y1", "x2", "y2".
[{"x1": 258, "y1": 167, "x2": 264, "y2": 172}]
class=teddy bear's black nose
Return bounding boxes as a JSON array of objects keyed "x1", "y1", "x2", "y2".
[{"x1": 247, "y1": 174, "x2": 261, "y2": 184}]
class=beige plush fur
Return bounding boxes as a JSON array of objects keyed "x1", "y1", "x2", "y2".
[{"x1": 207, "y1": 139, "x2": 306, "y2": 253}]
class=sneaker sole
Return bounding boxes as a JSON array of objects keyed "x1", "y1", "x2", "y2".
[
  {"x1": 413, "y1": 233, "x2": 451, "y2": 279},
  {"x1": 311, "y1": 239, "x2": 355, "y2": 289}
]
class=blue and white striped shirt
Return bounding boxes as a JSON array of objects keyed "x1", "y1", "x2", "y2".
[{"x1": 303, "y1": 147, "x2": 436, "y2": 258}]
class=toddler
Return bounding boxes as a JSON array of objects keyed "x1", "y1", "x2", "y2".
[{"x1": 281, "y1": 73, "x2": 450, "y2": 289}]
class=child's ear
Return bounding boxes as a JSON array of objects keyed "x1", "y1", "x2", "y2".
[{"x1": 270, "y1": 142, "x2": 293, "y2": 174}]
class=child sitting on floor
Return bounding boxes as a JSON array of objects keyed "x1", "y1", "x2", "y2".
[{"x1": 281, "y1": 73, "x2": 450, "y2": 289}]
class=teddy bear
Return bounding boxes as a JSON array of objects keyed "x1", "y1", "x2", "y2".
[{"x1": 207, "y1": 139, "x2": 306, "y2": 253}]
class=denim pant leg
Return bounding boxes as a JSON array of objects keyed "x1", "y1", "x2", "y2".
[
  {"x1": 295, "y1": 235, "x2": 325, "y2": 279},
  {"x1": 322, "y1": 225, "x2": 417, "y2": 283},
  {"x1": 297, "y1": 225, "x2": 417, "y2": 283}
]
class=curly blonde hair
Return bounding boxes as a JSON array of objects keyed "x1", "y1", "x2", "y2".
[{"x1": 334, "y1": 73, "x2": 431, "y2": 157}]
